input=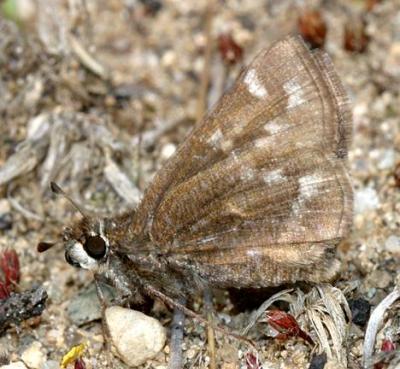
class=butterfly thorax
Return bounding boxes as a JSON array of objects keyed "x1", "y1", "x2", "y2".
[{"x1": 63, "y1": 211, "x2": 203, "y2": 302}]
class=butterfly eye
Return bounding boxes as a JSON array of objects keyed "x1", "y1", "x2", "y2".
[{"x1": 83, "y1": 235, "x2": 107, "y2": 259}]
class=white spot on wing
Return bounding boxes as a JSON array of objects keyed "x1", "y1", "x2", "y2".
[
  {"x1": 263, "y1": 120, "x2": 290, "y2": 135},
  {"x1": 244, "y1": 69, "x2": 267, "y2": 99},
  {"x1": 291, "y1": 173, "x2": 322, "y2": 216},
  {"x1": 298, "y1": 174, "x2": 321, "y2": 199},
  {"x1": 221, "y1": 139, "x2": 233, "y2": 153},
  {"x1": 283, "y1": 79, "x2": 305, "y2": 108},
  {"x1": 240, "y1": 167, "x2": 256, "y2": 181},
  {"x1": 263, "y1": 169, "x2": 285, "y2": 185},
  {"x1": 199, "y1": 235, "x2": 218, "y2": 244},
  {"x1": 254, "y1": 136, "x2": 275, "y2": 149},
  {"x1": 207, "y1": 128, "x2": 223, "y2": 146},
  {"x1": 246, "y1": 249, "x2": 262, "y2": 257}
]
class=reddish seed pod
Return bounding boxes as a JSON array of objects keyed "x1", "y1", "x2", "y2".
[
  {"x1": 298, "y1": 9, "x2": 327, "y2": 49},
  {"x1": 218, "y1": 33, "x2": 243, "y2": 65},
  {"x1": 0, "y1": 283, "x2": 10, "y2": 300},
  {"x1": 0, "y1": 249, "x2": 20, "y2": 299},
  {"x1": 381, "y1": 338, "x2": 395, "y2": 352},
  {"x1": 265, "y1": 310, "x2": 313, "y2": 345},
  {"x1": 374, "y1": 338, "x2": 396, "y2": 369},
  {"x1": 74, "y1": 358, "x2": 86, "y2": 369},
  {"x1": 343, "y1": 19, "x2": 369, "y2": 53},
  {"x1": 366, "y1": 0, "x2": 382, "y2": 12},
  {"x1": 245, "y1": 352, "x2": 261, "y2": 369}
]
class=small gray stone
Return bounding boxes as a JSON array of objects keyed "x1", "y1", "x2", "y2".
[
  {"x1": 105, "y1": 306, "x2": 166, "y2": 367},
  {"x1": 368, "y1": 270, "x2": 392, "y2": 289},
  {"x1": 376, "y1": 149, "x2": 395, "y2": 170},
  {"x1": 40, "y1": 361, "x2": 59, "y2": 369},
  {"x1": 67, "y1": 282, "x2": 115, "y2": 326}
]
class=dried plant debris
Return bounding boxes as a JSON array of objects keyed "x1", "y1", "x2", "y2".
[
  {"x1": 242, "y1": 285, "x2": 351, "y2": 368},
  {"x1": 305, "y1": 286, "x2": 351, "y2": 368},
  {"x1": 0, "y1": 286, "x2": 47, "y2": 334},
  {"x1": 0, "y1": 110, "x2": 142, "y2": 219},
  {"x1": 363, "y1": 285, "x2": 400, "y2": 368},
  {"x1": 0, "y1": 248, "x2": 47, "y2": 333}
]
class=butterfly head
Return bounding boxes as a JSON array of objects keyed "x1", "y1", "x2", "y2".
[
  {"x1": 62, "y1": 218, "x2": 110, "y2": 271},
  {"x1": 37, "y1": 182, "x2": 111, "y2": 271}
]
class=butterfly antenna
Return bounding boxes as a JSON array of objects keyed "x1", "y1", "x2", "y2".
[
  {"x1": 50, "y1": 182, "x2": 89, "y2": 219},
  {"x1": 37, "y1": 241, "x2": 56, "y2": 253}
]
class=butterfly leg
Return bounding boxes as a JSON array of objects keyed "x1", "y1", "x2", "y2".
[
  {"x1": 94, "y1": 277, "x2": 114, "y2": 364},
  {"x1": 168, "y1": 296, "x2": 186, "y2": 369},
  {"x1": 204, "y1": 288, "x2": 216, "y2": 369},
  {"x1": 144, "y1": 284, "x2": 256, "y2": 347}
]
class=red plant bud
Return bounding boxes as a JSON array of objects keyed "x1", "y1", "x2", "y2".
[
  {"x1": 245, "y1": 352, "x2": 261, "y2": 369},
  {"x1": 0, "y1": 283, "x2": 10, "y2": 300},
  {"x1": 381, "y1": 338, "x2": 395, "y2": 352},
  {"x1": 343, "y1": 19, "x2": 369, "y2": 53},
  {"x1": 0, "y1": 249, "x2": 20, "y2": 299},
  {"x1": 366, "y1": 0, "x2": 382, "y2": 12},
  {"x1": 374, "y1": 338, "x2": 396, "y2": 369},
  {"x1": 298, "y1": 10, "x2": 327, "y2": 49},
  {"x1": 218, "y1": 33, "x2": 243, "y2": 65},
  {"x1": 265, "y1": 310, "x2": 313, "y2": 345},
  {"x1": 74, "y1": 358, "x2": 86, "y2": 369}
]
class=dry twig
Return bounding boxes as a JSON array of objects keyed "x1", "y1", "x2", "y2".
[{"x1": 363, "y1": 285, "x2": 400, "y2": 368}]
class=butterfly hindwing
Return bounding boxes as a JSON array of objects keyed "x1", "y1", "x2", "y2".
[{"x1": 130, "y1": 35, "x2": 352, "y2": 287}]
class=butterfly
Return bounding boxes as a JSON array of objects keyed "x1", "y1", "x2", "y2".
[{"x1": 39, "y1": 34, "x2": 352, "y2": 310}]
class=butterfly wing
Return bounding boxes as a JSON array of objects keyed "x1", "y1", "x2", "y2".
[{"x1": 130, "y1": 35, "x2": 352, "y2": 287}]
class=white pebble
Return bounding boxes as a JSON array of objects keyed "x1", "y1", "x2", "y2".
[
  {"x1": 105, "y1": 306, "x2": 166, "y2": 367},
  {"x1": 16, "y1": 0, "x2": 36, "y2": 21},
  {"x1": 385, "y1": 235, "x2": 400, "y2": 253},
  {"x1": 0, "y1": 199, "x2": 10, "y2": 214},
  {"x1": 161, "y1": 50, "x2": 176, "y2": 67},
  {"x1": 370, "y1": 149, "x2": 395, "y2": 170},
  {"x1": 354, "y1": 187, "x2": 380, "y2": 214},
  {"x1": 160, "y1": 143, "x2": 176, "y2": 161},
  {"x1": 0, "y1": 363, "x2": 28, "y2": 369},
  {"x1": 384, "y1": 42, "x2": 400, "y2": 77},
  {"x1": 20, "y1": 341, "x2": 46, "y2": 369}
]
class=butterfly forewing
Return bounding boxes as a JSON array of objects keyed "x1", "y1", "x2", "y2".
[{"x1": 130, "y1": 35, "x2": 352, "y2": 287}]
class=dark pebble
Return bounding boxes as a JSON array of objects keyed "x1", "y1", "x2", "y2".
[
  {"x1": 348, "y1": 298, "x2": 371, "y2": 326},
  {"x1": 0, "y1": 213, "x2": 13, "y2": 231},
  {"x1": 139, "y1": 0, "x2": 163, "y2": 15},
  {"x1": 309, "y1": 352, "x2": 327, "y2": 369}
]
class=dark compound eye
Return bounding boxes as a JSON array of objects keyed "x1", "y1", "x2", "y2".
[{"x1": 83, "y1": 235, "x2": 107, "y2": 259}]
